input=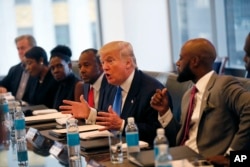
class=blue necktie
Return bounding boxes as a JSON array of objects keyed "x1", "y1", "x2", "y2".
[{"x1": 113, "y1": 86, "x2": 122, "y2": 115}]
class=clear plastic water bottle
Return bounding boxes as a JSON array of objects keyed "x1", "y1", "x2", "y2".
[
  {"x1": 0, "y1": 95, "x2": 10, "y2": 144},
  {"x1": 14, "y1": 106, "x2": 26, "y2": 140},
  {"x1": 154, "y1": 128, "x2": 169, "y2": 160},
  {"x1": 155, "y1": 144, "x2": 172, "y2": 167},
  {"x1": 14, "y1": 106, "x2": 28, "y2": 166},
  {"x1": 125, "y1": 117, "x2": 140, "y2": 158},
  {"x1": 16, "y1": 138, "x2": 28, "y2": 166},
  {"x1": 66, "y1": 118, "x2": 82, "y2": 167},
  {"x1": 0, "y1": 96, "x2": 10, "y2": 126}
]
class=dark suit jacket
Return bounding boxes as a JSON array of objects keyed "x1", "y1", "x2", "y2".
[
  {"x1": 101, "y1": 69, "x2": 174, "y2": 146},
  {"x1": 173, "y1": 73, "x2": 250, "y2": 157},
  {"x1": 83, "y1": 75, "x2": 112, "y2": 111},
  {"x1": 0, "y1": 63, "x2": 34, "y2": 100},
  {"x1": 53, "y1": 73, "x2": 80, "y2": 110},
  {"x1": 27, "y1": 71, "x2": 59, "y2": 108}
]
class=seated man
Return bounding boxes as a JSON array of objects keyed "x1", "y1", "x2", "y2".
[
  {"x1": 0, "y1": 35, "x2": 36, "y2": 101},
  {"x1": 74, "y1": 48, "x2": 109, "y2": 113},
  {"x1": 60, "y1": 41, "x2": 174, "y2": 146},
  {"x1": 151, "y1": 38, "x2": 250, "y2": 166},
  {"x1": 243, "y1": 32, "x2": 250, "y2": 78}
]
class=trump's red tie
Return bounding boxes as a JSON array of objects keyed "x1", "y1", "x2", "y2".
[
  {"x1": 180, "y1": 85, "x2": 198, "y2": 145},
  {"x1": 88, "y1": 86, "x2": 94, "y2": 108}
]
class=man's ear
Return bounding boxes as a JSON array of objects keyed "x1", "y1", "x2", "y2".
[{"x1": 192, "y1": 55, "x2": 200, "y2": 67}]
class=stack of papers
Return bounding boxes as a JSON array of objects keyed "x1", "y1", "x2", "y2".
[
  {"x1": 32, "y1": 109, "x2": 58, "y2": 115},
  {"x1": 25, "y1": 112, "x2": 71, "y2": 124},
  {"x1": 80, "y1": 130, "x2": 112, "y2": 139},
  {"x1": 51, "y1": 125, "x2": 105, "y2": 134}
]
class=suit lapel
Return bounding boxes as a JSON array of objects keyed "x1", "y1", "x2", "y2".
[
  {"x1": 120, "y1": 70, "x2": 140, "y2": 119},
  {"x1": 200, "y1": 73, "x2": 217, "y2": 116}
]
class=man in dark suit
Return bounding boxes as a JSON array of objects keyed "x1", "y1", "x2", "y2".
[
  {"x1": 72, "y1": 48, "x2": 112, "y2": 124},
  {"x1": 0, "y1": 35, "x2": 36, "y2": 101},
  {"x1": 151, "y1": 38, "x2": 250, "y2": 166},
  {"x1": 243, "y1": 32, "x2": 250, "y2": 78},
  {"x1": 61, "y1": 41, "x2": 173, "y2": 146}
]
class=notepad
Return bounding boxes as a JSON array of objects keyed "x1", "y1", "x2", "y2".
[
  {"x1": 25, "y1": 112, "x2": 71, "y2": 124},
  {"x1": 80, "y1": 130, "x2": 112, "y2": 139},
  {"x1": 32, "y1": 109, "x2": 58, "y2": 115},
  {"x1": 51, "y1": 125, "x2": 105, "y2": 134},
  {"x1": 49, "y1": 125, "x2": 106, "y2": 139}
]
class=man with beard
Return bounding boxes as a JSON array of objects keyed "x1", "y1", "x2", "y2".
[
  {"x1": 150, "y1": 38, "x2": 250, "y2": 167},
  {"x1": 243, "y1": 33, "x2": 250, "y2": 78}
]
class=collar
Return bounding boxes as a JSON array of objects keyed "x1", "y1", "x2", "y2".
[
  {"x1": 195, "y1": 70, "x2": 214, "y2": 94},
  {"x1": 91, "y1": 73, "x2": 104, "y2": 91},
  {"x1": 120, "y1": 70, "x2": 135, "y2": 94}
]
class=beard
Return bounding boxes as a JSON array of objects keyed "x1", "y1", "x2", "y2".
[{"x1": 177, "y1": 63, "x2": 195, "y2": 82}]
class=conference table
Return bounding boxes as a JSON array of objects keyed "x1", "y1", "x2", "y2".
[{"x1": 0, "y1": 107, "x2": 204, "y2": 167}]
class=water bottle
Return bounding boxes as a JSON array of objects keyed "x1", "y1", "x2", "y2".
[
  {"x1": 154, "y1": 128, "x2": 168, "y2": 160},
  {"x1": 125, "y1": 117, "x2": 140, "y2": 158},
  {"x1": 14, "y1": 106, "x2": 26, "y2": 140},
  {"x1": 0, "y1": 96, "x2": 10, "y2": 126},
  {"x1": 0, "y1": 95, "x2": 10, "y2": 144},
  {"x1": 14, "y1": 106, "x2": 28, "y2": 166},
  {"x1": 66, "y1": 118, "x2": 82, "y2": 167},
  {"x1": 16, "y1": 138, "x2": 28, "y2": 166},
  {"x1": 155, "y1": 144, "x2": 172, "y2": 167}
]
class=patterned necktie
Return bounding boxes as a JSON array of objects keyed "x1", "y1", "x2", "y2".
[
  {"x1": 113, "y1": 86, "x2": 122, "y2": 115},
  {"x1": 180, "y1": 85, "x2": 198, "y2": 145},
  {"x1": 88, "y1": 86, "x2": 95, "y2": 108}
]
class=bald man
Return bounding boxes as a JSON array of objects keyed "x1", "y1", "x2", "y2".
[{"x1": 151, "y1": 38, "x2": 250, "y2": 166}]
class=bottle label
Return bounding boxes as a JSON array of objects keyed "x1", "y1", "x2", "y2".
[
  {"x1": 67, "y1": 133, "x2": 80, "y2": 146},
  {"x1": 154, "y1": 146, "x2": 160, "y2": 159},
  {"x1": 0, "y1": 103, "x2": 9, "y2": 113},
  {"x1": 15, "y1": 119, "x2": 25, "y2": 130},
  {"x1": 17, "y1": 150, "x2": 28, "y2": 162},
  {"x1": 126, "y1": 132, "x2": 139, "y2": 147}
]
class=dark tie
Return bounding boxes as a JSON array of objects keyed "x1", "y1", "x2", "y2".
[
  {"x1": 180, "y1": 86, "x2": 198, "y2": 145},
  {"x1": 113, "y1": 86, "x2": 122, "y2": 115},
  {"x1": 88, "y1": 86, "x2": 95, "y2": 108}
]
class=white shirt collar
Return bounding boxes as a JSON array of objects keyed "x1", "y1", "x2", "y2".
[
  {"x1": 91, "y1": 73, "x2": 104, "y2": 91},
  {"x1": 120, "y1": 70, "x2": 135, "y2": 94}
]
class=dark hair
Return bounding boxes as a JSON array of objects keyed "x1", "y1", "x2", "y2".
[
  {"x1": 81, "y1": 48, "x2": 100, "y2": 64},
  {"x1": 25, "y1": 46, "x2": 48, "y2": 65},
  {"x1": 50, "y1": 45, "x2": 72, "y2": 63}
]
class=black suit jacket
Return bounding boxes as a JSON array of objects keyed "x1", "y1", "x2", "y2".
[
  {"x1": 53, "y1": 73, "x2": 80, "y2": 110},
  {"x1": 27, "y1": 71, "x2": 59, "y2": 108},
  {"x1": 0, "y1": 63, "x2": 34, "y2": 101},
  {"x1": 101, "y1": 69, "x2": 174, "y2": 146},
  {"x1": 83, "y1": 75, "x2": 112, "y2": 111}
]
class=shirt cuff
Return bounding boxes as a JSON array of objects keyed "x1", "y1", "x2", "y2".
[
  {"x1": 158, "y1": 108, "x2": 173, "y2": 128},
  {"x1": 225, "y1": 147, "x2": 234, "y2": 156},
  {"x1": 85, "y1": 107, "x2": 97, "y2": 124},
  {"x1": 120, "y1": 119, "x2": 125, "y2": 132}
]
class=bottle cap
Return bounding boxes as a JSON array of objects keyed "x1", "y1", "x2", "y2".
[
  {"x1": 127, "y1": 117, "x2": 134, "y2": 123},
  {"x1": 157, "y1": 128, "x2": 165, "y2": 135}
]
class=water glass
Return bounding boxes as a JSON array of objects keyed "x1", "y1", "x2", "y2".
[{"x1": 108, "y1": 131, "x2": 123, "y2": 164}]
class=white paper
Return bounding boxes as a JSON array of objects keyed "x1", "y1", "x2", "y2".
[
  {"x1": 80, "y1": 130, "x2": 113, "y2": 139},
  {"x1": 25, "y1": 112, "x2": 71, "y2": 122},
  {"x1": 172, "y1": 159, "x2": 195, "y2": 167},
  {"x1": 51, "y1": 125, "x2": 105, "y2": 134},
  {"x1": 32, "y1": 109, "x2": 58, "y2": 115}
]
